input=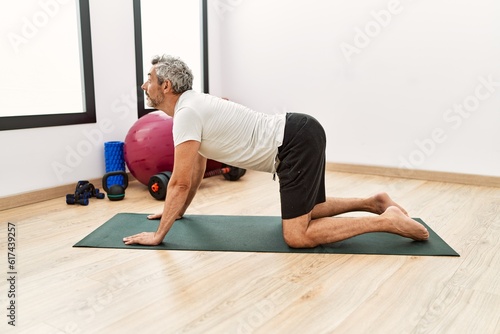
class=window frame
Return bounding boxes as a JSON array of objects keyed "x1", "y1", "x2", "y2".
[
  {"x1": 133, "y1": 0, "x2": 209, "y2": 118},
  {"x1": 0, "y1": 0, "x2": 96, "y2": 131}
]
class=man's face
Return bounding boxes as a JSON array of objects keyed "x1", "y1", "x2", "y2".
[{"x1": 142, "y1": 66, "x2": 165, "y2": 108}]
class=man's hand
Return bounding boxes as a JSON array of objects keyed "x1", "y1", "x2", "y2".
[
  {"x1": 147, "y1": 213, "x2": 162, "y2": 220},
  {"x1": 123, "y1": 232, "x2": 162, "y2": 246},
  {"x1": 147, "y1": 213, "x2": 183, "y2": 220}
]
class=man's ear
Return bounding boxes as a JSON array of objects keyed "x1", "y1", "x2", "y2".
[{"x1": 163, "y1": 80, "x2": 171, "y2": 92}]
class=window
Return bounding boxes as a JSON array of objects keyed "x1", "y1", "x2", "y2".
[
  {"x1": 134, "y1": 0, "x2": 209, "y2": 118},
  {"x1": 0, "y1": 0, "x2": 95, "y2": 131}
]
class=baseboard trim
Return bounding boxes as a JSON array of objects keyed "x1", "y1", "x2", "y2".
[
  {"x1": 1, "y1": 166, "x2": 499, "y2": 211},
  {"x1": 327, "y1": 163, "x2": 500, "y2": 188},
  {"x1": 0, "y1": 173, "x2": 135, "y2": 212}
]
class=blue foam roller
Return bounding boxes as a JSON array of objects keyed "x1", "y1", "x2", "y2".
[{"x1": 104, "y1": 141, "x2": 125, "y2": 187}]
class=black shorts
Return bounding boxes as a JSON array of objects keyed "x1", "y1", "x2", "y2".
[{"x1": 277, "y1": 113, "x2": 326, "y2": 219}]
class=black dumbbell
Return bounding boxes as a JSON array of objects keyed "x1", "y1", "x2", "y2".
[
  {"x1": 148, "y1": 171, "x2": 172, "y2": 201},
  {"x1": 66, "y1": 181, "x2": 104, "y2": 205},
  {"x1": 66, "y1": 193, "x2": 90, "y2": 206},
  {"x1": 221, "y1": 164, "x2": 246, "y2": 181},
  {"x1": 148, "y1": 165, "x2": 246, "y2": 200}
]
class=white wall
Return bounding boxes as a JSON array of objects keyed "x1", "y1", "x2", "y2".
[
  {"x1": 1, "y1": 0, "x2": 499, "y2": 198},
  {"x1": 0, "y1": 0, "x2": 138, "y2": 197},
  {"x1": 208, "y1": 0, "x2": 500, "y2": 177}
]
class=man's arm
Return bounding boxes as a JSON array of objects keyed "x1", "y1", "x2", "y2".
[
  {"x1": 123, "y1": 140, "x2": 201, "y2": 246},
  {"x1": 145, "y1": 152, "x2": 206, "y2": 220},
  {"x1": 179, "y1": 153, "x2": 206, "y2": 217}
]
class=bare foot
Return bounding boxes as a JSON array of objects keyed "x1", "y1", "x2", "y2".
[
  {"x1": 381, "y1": 206, "x2": 429, "y2": 241},
  {"x1": 372, "y1": 192, "x2": 409, "y2": 216}
]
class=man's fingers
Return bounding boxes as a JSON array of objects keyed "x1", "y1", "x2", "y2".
[
  {"x1": 147, "y1": 213, "x2": 162, "y2": 220},
  {"x1": 123, "y1": 233, "x2": 143, "y2": 244},
  {"x1": 123, "y1": 236, "x2": 134, "y2": 245},
  {"x1": 123, "y1": 233, "x2": 141, "y2": 240},
  {"x1": 123, "y1": 232, "x2": 160, "y2": 246},
  {"x1": 147, "y1": 213, "x2": 183, "y2": 220}
]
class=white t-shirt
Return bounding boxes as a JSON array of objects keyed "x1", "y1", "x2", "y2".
[{"x1": 173, "y1": 90, "x2": 286, "y2": 173}]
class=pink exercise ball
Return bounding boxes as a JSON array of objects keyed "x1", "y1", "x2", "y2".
[{"x1": 124, "y1": 111, "x2": 175, "y2": 185}]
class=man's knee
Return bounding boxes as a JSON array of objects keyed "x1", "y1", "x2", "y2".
[
  {"x1": 283, "y1": 232, "x2": 315, "y2": 248},
  {"x1": 282, "y1": 217, "x2": 317, "y2": 248}
]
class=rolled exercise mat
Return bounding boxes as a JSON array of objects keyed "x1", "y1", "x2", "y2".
[{"x1": 104, "y1": 141, "x2": 125, "y2": 187}]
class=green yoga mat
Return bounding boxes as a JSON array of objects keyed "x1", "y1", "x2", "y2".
[{"x1": 73, "y1": 213, "x2": 459, "y2": 256}]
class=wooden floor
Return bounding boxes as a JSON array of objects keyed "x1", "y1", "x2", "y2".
[{"x1": 1, "y1": 170, "x2": 499, "y2": 333}]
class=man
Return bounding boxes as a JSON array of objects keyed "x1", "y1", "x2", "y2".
[{"x1": 123, "y1": 55, "x2": 429, "y2": 247}]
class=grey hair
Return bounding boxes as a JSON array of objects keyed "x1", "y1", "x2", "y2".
[{"x1": 151, "y1": 55, "x2": 193, "y2": 94}]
